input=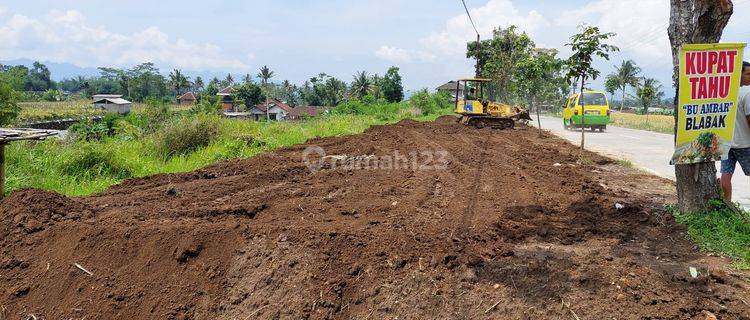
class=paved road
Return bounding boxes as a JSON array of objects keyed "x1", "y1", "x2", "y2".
[{"x1": 531, "y1": 115, "x2": 750, "y2": 208}]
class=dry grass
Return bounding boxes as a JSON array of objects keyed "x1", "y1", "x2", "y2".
[{"x1": 609, "y1": 112, "x2": 674, "y2": 134}]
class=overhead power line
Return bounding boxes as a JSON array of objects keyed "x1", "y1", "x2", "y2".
[{"x1": 461, "y1": 0, "x2": 480, "y2": 37}]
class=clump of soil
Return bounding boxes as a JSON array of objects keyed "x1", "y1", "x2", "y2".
[
  {"x1": 0, "y1": 189, "x2": 91, "y2": 236},
  {"x1": 1, "y1": 117, "x2": 748, "y2": 319}
]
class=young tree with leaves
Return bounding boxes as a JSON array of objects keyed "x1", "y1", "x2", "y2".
[
  {"x1": 517, "y1": 48, "x2": 565, "y2": 130},
  {"x1": 565, "y1": 25, "x2": 618, "y2": 151}
]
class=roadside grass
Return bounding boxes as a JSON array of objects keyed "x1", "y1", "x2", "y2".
[
  {"x1": 672, "y1": 200, "x2": 750, "y2": 269},
  {"x1": 615, "y1": 159, "x2": 634, "y2": 168},
  {"x1": 5, "y1": 105, "x2": 454, "y2": 197},
  {"x1": 541, "y1": 111, "x2": 674, "y2": 134},
  {"x1": 609, "y1": 112, "x2": 674, "y2": 134}
]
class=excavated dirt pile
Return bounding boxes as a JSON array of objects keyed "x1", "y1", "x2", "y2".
[{"x1": 1, "y1": 116, "x2": 749, "y2": 319}]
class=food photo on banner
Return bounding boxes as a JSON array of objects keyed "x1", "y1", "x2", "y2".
[{"x1": 672, "y1": 43, "x2": 747, "y2": 165}]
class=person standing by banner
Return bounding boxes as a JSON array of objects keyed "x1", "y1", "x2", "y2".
[{"x1": 720, "y1": 61, "x2": 750, "y2": 201}]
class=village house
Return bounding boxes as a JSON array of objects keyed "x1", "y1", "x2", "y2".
[
  {"x1": 176, "y1": 92, "x2": 197, "y2": 105},
  {"x1": 92, "y1": 94, "x2": 132, "y2": 114},
  {"x1": 436, "y1": 81, "x2": 464, "y2": 99},
  {"x1": 249, "y1": 100, "x2": 319, "y2": 121},
  {"x1": 216, "y1": 87, "x2": 235, "y2": 111}
]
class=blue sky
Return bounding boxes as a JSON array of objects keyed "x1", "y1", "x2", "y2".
[{"x1": 1, "y1": 0, "x2": 749, "y2": 96}]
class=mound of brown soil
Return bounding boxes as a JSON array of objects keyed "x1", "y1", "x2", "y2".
[{"x1": 1, "y1": 118, "x2": 748, "y2": 319}]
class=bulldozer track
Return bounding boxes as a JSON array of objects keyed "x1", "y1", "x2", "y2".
[{"x1": 452, "y1": 132, "x2": 491, "y2": 252}]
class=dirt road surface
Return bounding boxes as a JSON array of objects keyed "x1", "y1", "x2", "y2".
[{"x1": 1, "y1": 116, "x2": 748, "y2": 319}]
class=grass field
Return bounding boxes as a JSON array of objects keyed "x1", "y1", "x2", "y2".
[
  {"x1": 609, "y1": 112, "x2": 674, "y2": 134},
  {"x1": 16, "y1": 100, "x2": 191, "y2": 124},
  {"x1": 5, "y1": 98, "x2": 453, "y2": 197}
]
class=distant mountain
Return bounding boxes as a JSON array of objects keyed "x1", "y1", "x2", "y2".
[{"x1": 1, "y1": 59, "x2": 101, "y2": 81}]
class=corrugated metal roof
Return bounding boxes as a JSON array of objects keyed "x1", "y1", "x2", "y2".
[{"x1": 93, "y1": 97, "x2": 132, "y2": 105}]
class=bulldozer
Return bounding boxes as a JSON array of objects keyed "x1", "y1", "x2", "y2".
[{"x1": 454, "y1": 78, "x2": 531, "y2": 129}]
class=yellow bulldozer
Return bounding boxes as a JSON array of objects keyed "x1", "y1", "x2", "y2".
[{"x1": 454, "y1": 78, "x2": 531, "y2": 129}]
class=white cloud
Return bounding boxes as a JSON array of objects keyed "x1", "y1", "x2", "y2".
[
  {"x1": 421, "y1": 0, "x2": 549, "y2": 56},
  {"x1": 246, "y1": 53, "x2": 257, "y2": 60},
  {"x1": 375, "y1": 45, "x2": 436, "y2": 63},
  {"x1": 0, "y1": 9, "x2": 249, "y2": 71},
  {"x1": 557, "y1": 0, "x2": 670, "y2": 66}
]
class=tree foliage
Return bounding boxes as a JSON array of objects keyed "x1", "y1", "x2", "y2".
[
  {"x1": 234, "y1": 82, "x2": 264, "y2": 108},
  {"x1": 516, "y1": 48, "x2": 567, "y2": 110},
  {"x1": 565, "y1": 25, "x2": 619, "y2": 87},
  {"x1": 381, "y1": 67, "x2": 404, "y2": 103},
  {"x1": 0, "y1": 76, "x2": 20, "y2": 125},
  {"x1": 468, "y1": 26, "x2": 535, "y2": 102},
  {"x1": 606, "y1": 60, "x2": 641, "y2": 110},
  {"x1": 635, "y1": 78, "x2": 664, "y2": 114}
]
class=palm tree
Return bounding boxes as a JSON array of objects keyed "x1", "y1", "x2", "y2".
[
  {"x1": 351, "y1": 71, "x2": 372, "y2": 99},
  {"x1": 604, "y1": 73, "x2": 621, "y2": 105},
  {"x1": 193, "y1": 76, "x2": 204, "y2": 92},
  {"x1": 243, "y1": 73, "x2": 253, "y2": 84},
  {"x1": 168, "y1": 69, "x2": 190, "y2": 95},
  {"x1": 257, "y1": 66, "x2": 275, "y2": 119},
  {"x1": 635, "y1": 78, "x2": 664, "y2": 116},
  {"x1": 224, "y1": 73, "x2": 234, "y2": 87},
  {"x1": 257, "y1": 65, "x2": 275, "y2": 85},
  {"x1": 613, "y1": 60, "x2": 641, "y2": 111}
]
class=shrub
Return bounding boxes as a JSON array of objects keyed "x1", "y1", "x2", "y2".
[
  {"x1": 59, "y1": 145, "x2": 132, "y2": 179},
  {"x1": 0, "y1": 77, "x2": 20, "y2": 126},
  {"x1": 69, "y1": 113, "x2": 122, "y2": 141},
  {"x1": 190, "y1": 99, "x2": 222, "y2": 115},
  {"x1": 408, "y1": 89, "x2": 453, "y2": 116},
  {"x1": 155, "y1": 114, "x2": 221, "y2": 158}
]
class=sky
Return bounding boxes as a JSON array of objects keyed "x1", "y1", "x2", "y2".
[{"x1": 1, "y1": 0, "x2": 749, "y2": 96}]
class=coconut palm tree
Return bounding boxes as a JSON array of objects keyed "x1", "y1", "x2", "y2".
[
  {"x1": 168, "y1": 69, "x2": 190, "y2": 95},
  {"x1": 604, "y1": 73, "x2": 621, "y2": 105},
  {"x1": 193, "y1": 76, "x2": 204, "y2": 92},
  {"x1": 351, "y1": 70, "x2": 372, "y2": 99},
  {"x1": 257, "y1": 66, "x2": 275, "y2": 85},
  {"x1": 612, "y1": 60, "x2": 641, "y2": 111},
  {"x1": 257, "y1": 66, "x2": 275, "y2": 119},
  {"x1": 635, "y1": 78, "x2": 664, "y2": 115}
]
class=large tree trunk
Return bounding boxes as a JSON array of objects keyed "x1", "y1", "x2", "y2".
[{"x1": 668, "y1": 0, "x2": 733, "y2": 212}]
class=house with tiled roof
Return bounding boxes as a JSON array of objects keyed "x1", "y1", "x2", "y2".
[
  {"x1": 248, "y1": 100, "x2": 320, "y2": 121},
  {"x1": 176, "y1": 92, "x2": 197, "y2": 105}
]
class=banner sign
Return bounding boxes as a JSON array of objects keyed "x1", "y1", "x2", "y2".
[{"x1": 671, "y1": 43, "x2": 746, "y2": 165}]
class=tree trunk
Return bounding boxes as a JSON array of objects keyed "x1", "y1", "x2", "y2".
[
  {"x1": 668, "y1": 0, "x2": 733, "y2": 212},
  {"x1": 621, "y1": 87, "x2": 625, "y2": 111},
  {"x1": 580, "y1": 77, "x2": 586, "y2": 152},
  {"x1": 0, "y1": 143, "x2": 5, "y2": 199}
]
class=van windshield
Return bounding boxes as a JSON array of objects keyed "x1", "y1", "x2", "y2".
[{"x1": 578, "y1": 93, "x2": 607, "y2": 106}]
